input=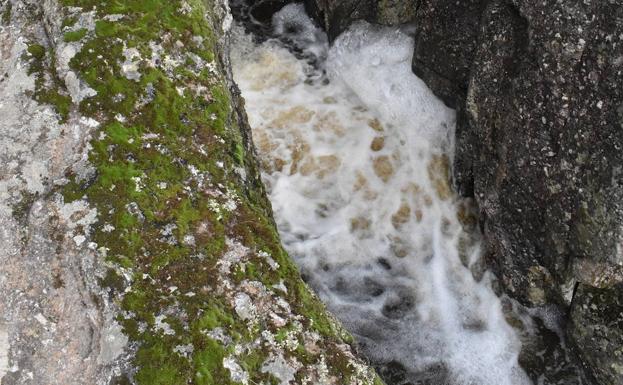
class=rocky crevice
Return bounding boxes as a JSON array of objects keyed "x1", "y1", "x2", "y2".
[{"x1": 291, "y1": 0, "x2": 623, "y2": 383}]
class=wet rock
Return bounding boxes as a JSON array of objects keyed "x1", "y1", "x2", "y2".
[
  {"x1": 333, "y1": 275, "x2": 386, "y2": 302},
  {"x1": 411, "y1": 0, "x2": 487, "y2": 108},
  {"x1": 303, "y1": 0, "x2": 419, "y2": 41},
  {"x1": 569, "y1": 284, "x2": 623, "y2": 385},
  {"x1": 375, "y1": 361, "x2": 408, "y2": 385},
  {"x1": 458, "y1": 7, "x2": 623, "y2": 382},
  {"x1": 299, "y1": 0, "x2": 623, "y2": 382},
  {"x1": 462, "y1": 0, "x2": 623, "y2": 304},
  {"x1": 504, "y1": 300, "x2": 587, "y2": 385},
  {"x1": 381, "y1": 289, "x2": 415, "y2": 319},
  {"x1": 375, "y1": 360, "x2": 450, "y2": 385}
]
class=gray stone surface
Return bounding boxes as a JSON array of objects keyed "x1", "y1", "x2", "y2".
[{"x1": 0, "y1": 1, "x2": 125, "y2": 384}]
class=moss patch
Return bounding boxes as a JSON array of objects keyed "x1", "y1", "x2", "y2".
[
  {"x1": 11, "y1": 191, "x2": 38, "y2": 222},
  {"x1": 23, "y1": 0, "x2": 386, "y2": 384},
  {"x1": 63, "y1": 28, "x2": 88, "y2": 42},
  {"x1": 25, "y1": 42, "x2": 72, "y2": 122},
  {"x1": 1, "y1": 1, "x2": 11, "y2": 25}
]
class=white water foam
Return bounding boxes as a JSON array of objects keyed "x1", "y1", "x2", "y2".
[{"x1": 232, "y1": 4, "x2": 532, "y2": 385}]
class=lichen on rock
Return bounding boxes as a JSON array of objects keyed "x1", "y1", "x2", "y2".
[{"x1": 0, "y1": 0, "x2": 382, "y2": 384}]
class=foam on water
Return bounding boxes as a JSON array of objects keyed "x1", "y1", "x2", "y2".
[{"x1": 231, "y1": 4, "x2": 532, "y2": 385}]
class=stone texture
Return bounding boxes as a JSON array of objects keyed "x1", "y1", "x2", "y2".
[
  {"x1": 300, "y1": 0, "x2": 623, "y2": 383},
  {"x1": 0, "y1": 1, "x2": 382, "y2": 384},
  {"x1": 569, "y1": 284, "x2": 623, "y2": 385},
  {"x1": 410, "y1": 0, "x2": 486, "y2": 108},
  {"x1": 0, "y1": 2, "x2": 123, "y2": 383},
  {"x1": 457, "y1": 6, "x2": 623, "y2": 380},
  {"x1": 303, "y1": 0, "x2": 418, "y2": 41},
  {"x1": 465, "y1": 0, "x2": 623, "y2": 308}
]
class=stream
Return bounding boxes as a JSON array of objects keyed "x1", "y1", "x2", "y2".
[{"x1": 231, "y1": 4, "x2": 532, "y2": 385}]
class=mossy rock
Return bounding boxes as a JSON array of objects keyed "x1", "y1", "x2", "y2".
[{"x1": 24, "y1": 0, "x2": 384, "y2": 384}]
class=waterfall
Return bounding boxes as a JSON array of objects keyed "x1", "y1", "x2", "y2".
[{"x1": 231, "y1": 4, "x2": 532, "y2": 384}]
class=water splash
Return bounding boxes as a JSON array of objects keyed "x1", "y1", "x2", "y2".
[{"x1": 231, "y1": 4, "x2": 531, "y2": 385}]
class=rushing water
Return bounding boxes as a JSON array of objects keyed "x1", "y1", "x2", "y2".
[{"x1": 231, "y1": 4, "x2": 532, "y2": 385}]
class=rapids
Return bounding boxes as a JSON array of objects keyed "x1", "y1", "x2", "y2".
[{"x1": 231, "y1": 4, "x2": 532, "y2": 384}]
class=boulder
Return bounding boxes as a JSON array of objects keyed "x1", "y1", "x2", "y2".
[{"x1": 0, "y1": 1, "x2": 381, "y2": 384}]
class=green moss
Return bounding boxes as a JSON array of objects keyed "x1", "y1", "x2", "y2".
[
  {"x1": 233, "y1": 142, "x2": 245, "y2": 166},
  {"x1": 63, "y1": 28, "x2": 88, "y2": 42},
  {"x1": 1, "y1": 1, "x2": 11, "y2": 25},
  {"x1": 11, "y1": 191, "x2": 37, "y2": 222},
  {"x1": 25, "y1": 42, "x2": 73, "y2": 122},
  {"x1": 100, "y1": 268, "x2": 126, "y2": 293},
  {"x1": 38, "y1": 0, "x2": 383, "y2": 383},
  {"x1": 193, "y1": 340, "x2": 231, "y2": 385},
  {"x1": 27, "y1": 44, "x2": 46, "y2": 60},
  {"x1": 62, "y1": 16, "x2": 78, "y2": 29},
  {"x1": 134, "y1": 340, "x2": 188, "y2": 385},
  {"x1": 37, "y1": 90, "x2": 72, "y2": 120}
]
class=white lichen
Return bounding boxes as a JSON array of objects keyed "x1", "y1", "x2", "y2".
[
  {"x1": 154, "y1": 315, "x2": 176, "y2": 336},
  {"x1": 261, "y1": 354, "x2": 300, "y2": 385},
  {"x1": 223, "y1": 356, "x2": 249, "y2": 385},
  {"x1": 121, "y1": 47, "x2": 142, "y2": 81}
]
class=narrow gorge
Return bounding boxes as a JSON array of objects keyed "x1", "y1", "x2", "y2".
[{"x1": 0, "y1": 1, "x2": 621, "y2": 385}]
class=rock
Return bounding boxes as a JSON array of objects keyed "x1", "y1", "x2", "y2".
[
  {"x1": 303, "y1": 0, "x2": 418, "y2": 41},
  {"x1": 411, "y1": 0, "x2": 487, "y2": 108},
  {"x1": 569, "y1": 284, "x2": 623, "y2": 385},
  {"x1": 299, "y1": 0, "x2": 623, "y2": 382},
  {"x1": 463, "y1": 0, "x2": 623, "y2": 309},
  {"x1": 457, "y1": 6, "x2": 623, "y2": 380},
  {"x1": 0, "y1": 1, "x2": 381, "y2": 384}
]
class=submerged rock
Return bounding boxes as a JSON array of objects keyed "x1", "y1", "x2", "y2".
[{"x1": 0, "y1": 1, "x2": 381, "y2": 384}]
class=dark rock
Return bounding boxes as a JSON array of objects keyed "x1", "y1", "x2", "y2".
[
  {"x1": 381, "y1": 289, "x2": 416, "y2": 319},
  {"x1": 374, "y1": 360, "x2": 450, "y2": 385},
  {"x1": 449, "y1": 1, "x2": 623, "y2": 381},
  {"x1": 375, "y1": 360, "x2": 408, "y2": 385},
  {"x1": 569, "y1": 284, "x2": 623, "y2": 385},
  {"x1": 330, "y1": 274, "x2": 386, "y2": 301},
  {"x1": 464, "y1": 0, "x2": 623, "y2": 309},
  {"x1": 243, "y1": 0, "x2": 623, "y2": 382},
  {"x1": 377, "y1": 257, "x2": 392, "y2": 270},
  {"x1": 230, "y1": 0, "x2": 291, "y2": 40},
  {"x1": 303, "y1": 0, "x2": 419, "y2": 41},
  {"x1": 411, "y1": 0, "x2": 487, "y2": 108},
  {"x1": 505, "y1": 301, "x2": 587, "y2": 385}
]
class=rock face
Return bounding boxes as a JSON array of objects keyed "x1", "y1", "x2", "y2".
[
  {"x1": 299, "y1": 0, "x2": 623, "y2": 383},
  {"x1": 0, "y1": 1, "x2": 381, "y2": 384},
  {"x1": 464, "y1": 0, "x2": 623, "y2": 307},
  {"x1": 453, "y1": 4, "x2": 623, "y2": 383},
  {"x1": 303, "y1": 0, "x2": 418, "y2": 40},
  {"x1": 569, "y1": 283, "x2": 623, "y2": 385}
]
